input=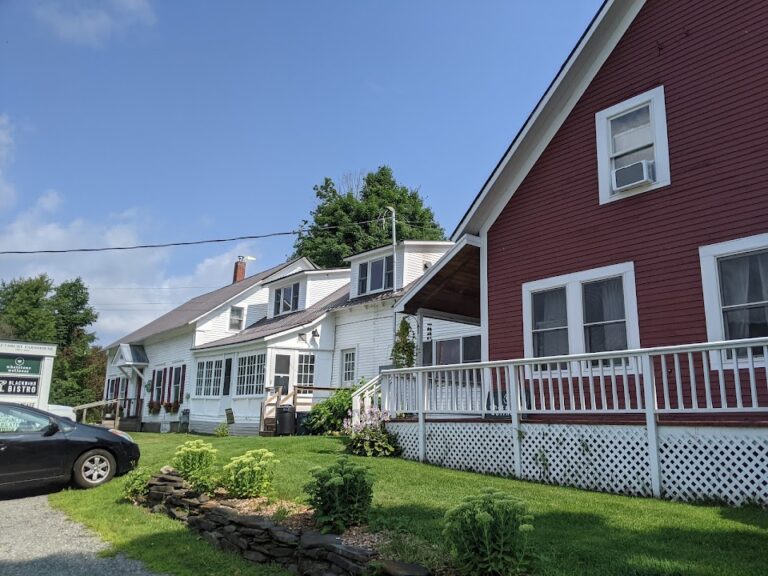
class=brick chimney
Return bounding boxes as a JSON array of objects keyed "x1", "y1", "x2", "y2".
[{"x1": 232, "y1": 256, "x2": 246, "y2": 283}]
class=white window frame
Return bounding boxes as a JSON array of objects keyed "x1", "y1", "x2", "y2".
[
  {"x1": 297, "y1": 352, "x2": 315, "y2": 394},
  {"x1": 595, "y1": 86, "x2": 670, "y2": 205},
  {"x1": 341, "y1": 348, "x2": 357, "y2": 385},
  {"x1": 229, "y1": 306, "x2": 245, "y2": 331},
  {"x1": 423, "y1": 334, "x2": 482, "y2": 366},
  {"x1": 235, "y1": 352, "x2": 266, "y2": 396},
  {"x1": 700, "y1": 233, "x2": 768, "y2": 367},
  {"x1": 273, "y1": 282, "x2": 301, "y2": 316},
  {"x1": 193, "y1": 358, "x2": 224, "y2": 398},
  {"x1": 358, "y1": 255, "x2": 394, "y2": 296},
  {"x1": 522, "y1": 262, "x2": 640, "y2": 369}
]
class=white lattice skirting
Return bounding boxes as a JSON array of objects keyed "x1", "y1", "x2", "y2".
[{"x1": 386, "y1": 422, "x2": 768, "y2": 506}]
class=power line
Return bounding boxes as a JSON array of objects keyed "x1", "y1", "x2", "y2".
[{"x1": 0, "y1": 217, "x2": 389, "y2": 256}]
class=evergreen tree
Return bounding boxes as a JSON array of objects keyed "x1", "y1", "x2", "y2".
[{"x1": 293, "y1": 166, "x2": 445, "y2": 268}]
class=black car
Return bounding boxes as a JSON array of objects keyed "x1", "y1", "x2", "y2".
[{"x1": 0, "y1": 401, "x2": 140, "y2": 490}]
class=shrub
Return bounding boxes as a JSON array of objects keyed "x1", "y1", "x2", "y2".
[
  {"x1": 214, "y1": 422, "x2": 230, "y2": 437},
  {"x1": 305, "y1": 388, "x2": 354, "y2": 435},
  {"x1": 121, "y1": 467, "x2": 153, "y2": 503},
  {"x1": 443, "y1": 488, "x2": 534, "y2": 576},
  {"x1": 171, "y1": 439, "x2": 218, "y2": 493},
  {"x1": 222, "y1": 449, "x2": 279, "y2": 498},
  {"x1": 343, "y1": 406, "x2": 398, "y2": 457},
  {"x1": 304, "y1": 457, "x2": 374, "y2": 533}
]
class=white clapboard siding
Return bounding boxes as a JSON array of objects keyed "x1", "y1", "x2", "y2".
[
  {"x1": 305, "y1": 273, "x2": 350, "y2": 308},
  {"x1": 402, "y1": 244, "x2": 453, "y2": 287}
]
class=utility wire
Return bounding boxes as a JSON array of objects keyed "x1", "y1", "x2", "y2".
[{"x1": 0, "y1": 217, "x2": 388, "y2": 256}]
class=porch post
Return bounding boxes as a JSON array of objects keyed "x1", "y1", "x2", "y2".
[
  {"x1": 641, "y1": 354, "x2": 662, "y2": 497},
  {"x1": 416, "y1": 310, "x2": 424, "y2": 366},
  {"x1": 417, "y1": 370, "x2": 426, "y2": 462},
  {"x1": 508, "y1": 364, "x2": 522, "y2": 478}
]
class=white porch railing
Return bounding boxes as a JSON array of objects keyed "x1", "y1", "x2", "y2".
[
  {"x1": 351, "y1": 374, "x2": 382, "y2": 425},
  {"x1": 368, "y1": 337, "x2": 768, "y2": 418}
]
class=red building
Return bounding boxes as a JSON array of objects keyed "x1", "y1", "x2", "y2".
[{"x1": 363, "y1": 0, "x2": 768, "y2": 505}]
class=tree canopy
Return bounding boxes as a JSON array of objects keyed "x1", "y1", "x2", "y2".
[
  {"x1": 0, "y1": 275, "x2": 103, "y2": 406},
  {"x1": 293, "y1": 166, "x2": 445, "y2": 268}
]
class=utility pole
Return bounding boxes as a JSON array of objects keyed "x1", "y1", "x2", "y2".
[{"x1": 386, "y1": 206, "x2": 398, "y2": 356}]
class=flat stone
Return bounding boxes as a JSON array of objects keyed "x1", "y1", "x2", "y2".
[
  {"x1": 219, "y1": 538, "x2": 241, "y2": 554},
  {"x1": 269, "y1": 527, "x2": 299, "y2": 546},
  {"x1": 252, "y1": 544, "x2": 295, "y2": 558},
  {"x1": 300, "y1": 531, "x2": 343, "y2": 550},
  {"x1": 327, "y1": 543, "x2": 374, "y2": 563},
  {"x1": 376, "y1": 559, "x2": 431, "y2": 576},
  {"x1": 199, "y1": 493, "x2": 210, "y2": 503},
  {"x1": 188, "y1": 517, "x2": 217, "y2": 532},
  {"x1": 200, "y1": 530, "x2": 222, "y2": 547},
  {"x1": 159, "y1": 465, "x2": 178, "y2": 475},
  {"x1": 243, "y1": 550, "x2": 268, "y2": 563},
  {"x1": 149, "y1": 484, "x2": 173, "y2": 494},
  {"x1": 180, "y1": 497, "x2": 200, "y2": 507},
  {"x1": 235, "y1": 515, "x2": 275, "y2": 530},
  {"x1": 326, "y1": 552, "x2": 366, "y2": 575},
  {"x1": 223, "y1": 531, "x2": 249, "y2": 550}
]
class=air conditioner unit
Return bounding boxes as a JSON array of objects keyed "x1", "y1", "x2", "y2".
[{"x1": 612, "y1": 159, "x2": 655, "y2": 193}]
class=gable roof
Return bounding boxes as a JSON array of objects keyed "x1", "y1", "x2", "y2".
[
  {"x1": 452, "y1": 0, "x2": 643, "y2": 240},
  {"x1": 107, "y1": 259, "x2": 308, "y2": 349},
  {"x1": 193, "y1": 285, "x2": 350, "y2": 351}
]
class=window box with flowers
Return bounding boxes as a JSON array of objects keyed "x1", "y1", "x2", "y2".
[
  {"x1": 147, "y1": 401, "x2": 162, "y2": 415},
  {"x1": 163, "y1": 401, "x2": 181, "y2": 414}
]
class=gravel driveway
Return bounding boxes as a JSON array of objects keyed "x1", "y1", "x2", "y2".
[{"x1": 0, "y1": 492, "x2": 163, "y2": 576}]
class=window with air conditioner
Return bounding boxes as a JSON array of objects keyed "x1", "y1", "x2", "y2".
[{"x1": 595, "y1": 86, "x2": 670, "y2": 204}]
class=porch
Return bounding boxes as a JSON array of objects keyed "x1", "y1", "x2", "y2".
[{"x1": 353, "y1": 336, "x2": 768, "y2": 505}]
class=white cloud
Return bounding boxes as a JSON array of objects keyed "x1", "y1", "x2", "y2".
[
  {"x1": 0, "y1": 115, "x2": 17, "y2": 210},
  {"x1": 0, "y1": 190, "x2": 263, "y2": 346},
  {"x1": 34, "y1": 0, "x2": 155, "y2": 47}
]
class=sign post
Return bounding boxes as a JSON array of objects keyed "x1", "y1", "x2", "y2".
[{"x1": 0, "y1": 340, "x2": 57, "y2": 411}]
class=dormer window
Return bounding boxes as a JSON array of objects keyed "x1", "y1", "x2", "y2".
[
  {"x1": 358, "y1": 255, "x2": 394, "y2": 295},
  {"x1": 229, "y1": 306, "x2": 244, "y2": 330},
  {"x1": 274, "y1": 282, "x2": 300, "y2": 315}
]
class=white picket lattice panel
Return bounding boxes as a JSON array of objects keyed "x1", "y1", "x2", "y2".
[
  {"x1": 519, "y1": 424, "x2": 652, "y2": 496},
  {"x1": 425, "y1": 423, "x2": 515, "y2": 476},
  {"x1": 387, "y1": 421, "x2": 768, "y2": 506},
  {"x1": 658, "y1": 427, "x2": 768, "y2": 506},
  {"x1": 387, "y1": 422, "x2": 419, "y2": 460}
]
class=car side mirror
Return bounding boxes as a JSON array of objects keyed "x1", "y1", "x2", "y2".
[{"x1": 43, "y1": 420, "x2": 60, "y2": 437}]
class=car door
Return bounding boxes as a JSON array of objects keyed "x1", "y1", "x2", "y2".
[{"x1": 0, "y1": 404, "x2": 67, "y2": 486}]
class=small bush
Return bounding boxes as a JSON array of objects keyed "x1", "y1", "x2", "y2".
[
  {"x1": 214, "y1": 422, "x2": 230, "y2": 437},
  {"x1": 222, "y1": 449, "x2": 279, "y2": 498},
  {"x1": 443, "y1": 488, "x2": 534, "y2": 576},
  {"x1": 304, "y1": 457, "x2": 374, "y2": 533},
  {"x1": 121, "y1": 467, "x2": 153, "y2": 503},
  {"x1": 343, "y1": 406, "x2": 398, "y2": 457},
  {"x1": 171, "y1": 440, "x2": 218, "y2": 493},
  {"x1": 305, "y1": 388, "x2": 354, "y2": 435}
]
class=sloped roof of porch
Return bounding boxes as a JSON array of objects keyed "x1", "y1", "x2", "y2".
[
  {"x1": 395, "y1": 235, "x2": 481, "y2": 321},
  {"x1": 193, "y1": 285, "x2": 350, "y2": 350}
]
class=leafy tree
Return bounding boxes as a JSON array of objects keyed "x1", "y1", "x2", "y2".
[
  {"x1": 293, "y1": 166, "x2": 445, "y2": 268},
  {"x1": 391, "y1": 318, "x2": 416, "y2": 368},
  {"x1": 0, "y1": 275, "x2": 56, "y2": 342},
  {"x1": 0, "y1": 275, "x2": 100, "y2": 406}
]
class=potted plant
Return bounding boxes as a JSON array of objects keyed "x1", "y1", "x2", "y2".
[{"x1": 147, "y1": 401, "x2": 162, "y2": 415}]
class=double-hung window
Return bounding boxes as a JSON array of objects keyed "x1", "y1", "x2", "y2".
[
  {"x1": 229, "y1": 306, "x2": 244, "y2": 330},
  {"x1": 195, "y1": 359, "x2": 223, "y2": 396},
  {"x1": 297, "y1": 353, "x2": 315, "y2": 392},
  {"x1": 153, "y1": 370, "x2": 163, "y2": 402},
  {"x1": 341, "y1": 349, "x2": 356, "y2": 384},
  {"x1": 700, "y1": 234, "x2": 768, "y2": 359},
  {"x1": 421, "y1": 335, "x2": 482, "y2": 366},
  {"x1": 274, "y1": 283, "x2": 300, "y2": 315},
  {"x1": 236, "y1": 353, "x2": 266, "y2": 395},
  {"x1": 357, "y1": 255, "x2": 394, "y2": 295},
  {"x1": 595, "y1": 86, "x2": 670, "y2": 204},
  {"x1": 523, "y1": 263, "x2": 639, "y2": 367}
]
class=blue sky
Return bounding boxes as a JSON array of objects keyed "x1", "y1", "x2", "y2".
[{"x1": 0, "y1": 0, "x2": 602, "y2": 344}]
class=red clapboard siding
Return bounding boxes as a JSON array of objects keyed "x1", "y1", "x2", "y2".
[{"x1": 487, "y1": 0, "x2": 768, "y2": 367}]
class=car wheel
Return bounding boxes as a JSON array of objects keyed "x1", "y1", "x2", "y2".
[{"x1": 73, "y1": 449, "x2": 116, "y2": 488}]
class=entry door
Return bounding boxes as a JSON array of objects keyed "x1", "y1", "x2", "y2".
[{"x1": 273, "y1": 354, "x2": 291, "y2": 395}]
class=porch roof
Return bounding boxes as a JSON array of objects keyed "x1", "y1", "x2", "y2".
[{"x1": 395, "y1": 235, "x2": 481, "y2": 320}]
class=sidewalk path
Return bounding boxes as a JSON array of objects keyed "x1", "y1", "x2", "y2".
[{"x1": 0, "y1": 493, "x2": 163, "y2": 576}]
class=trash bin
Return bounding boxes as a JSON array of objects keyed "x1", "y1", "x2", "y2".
[
  {"x1": 179, "y1": 408, "x2": 190, "y2": 433},
  {"x1": 296, "y1": 411, "x2": 310, "y2": 436},
  {"x1": 277, "y1": 405, "x2": 296, "y2": 436}
]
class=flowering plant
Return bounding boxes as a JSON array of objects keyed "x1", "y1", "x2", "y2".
[
  {"x1": 342, "y1": 406, "x2": 398, "y2": 457},
  {"x1": 163, "y1": 400, "x2": 180, "y2": 414},
  {"x1": 147, "y1": 401, "x2": 162, "y2": 415}
]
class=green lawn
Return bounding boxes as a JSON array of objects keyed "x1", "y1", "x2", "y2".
[{"x1": 49, "y1": 433, "x2": 768, "y2": 576}]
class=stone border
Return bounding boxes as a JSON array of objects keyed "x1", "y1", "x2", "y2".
[{"x1": 144, "y1": 470, "x2": 430, "y2": 576}]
